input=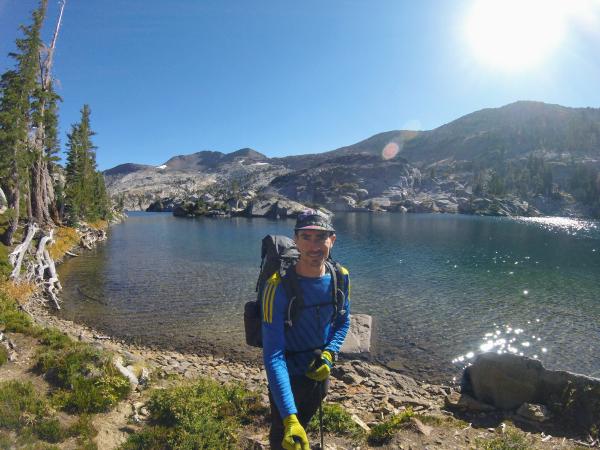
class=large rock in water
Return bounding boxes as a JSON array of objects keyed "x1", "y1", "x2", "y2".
[
  {"x1": 464, "y1": 353, "x2": 543, "y2": 409},
  {"x1": 463, "y1": 353, "x2": 600, "y2": 434},
  {"x1": 340, "y1": 314, "x2": 372, "y2": 355},
  {"x1": 241, "y1": 198, "x2": 309, "y2": 219}
]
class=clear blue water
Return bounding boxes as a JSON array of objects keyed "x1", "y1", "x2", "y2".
[{"x1": 57, "y1": 212, "x2": 600, "y2": 383}]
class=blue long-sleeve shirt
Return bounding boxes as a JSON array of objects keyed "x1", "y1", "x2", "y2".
[{"x1": 262, "y1": 267, "x2": 351, "y2": 418}]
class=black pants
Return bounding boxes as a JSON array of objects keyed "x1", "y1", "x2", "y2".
[{"x1": 268, "y1": 376, "x2": 330, "y2": 450}]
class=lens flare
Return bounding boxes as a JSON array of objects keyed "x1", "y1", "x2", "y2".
[{"x1": 381, "y1": 142, "x2": 399, "y2": 160}]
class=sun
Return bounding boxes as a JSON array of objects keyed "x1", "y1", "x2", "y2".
[{"x1": 465, "y1": 0, "x2": 567, "y2": 71}]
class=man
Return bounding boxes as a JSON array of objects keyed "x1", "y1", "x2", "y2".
[{"x1": 262, "y1": 210, "x2": 351, "y2": 450}]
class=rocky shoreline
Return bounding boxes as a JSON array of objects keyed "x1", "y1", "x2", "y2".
[
  {"x1": 27, "y1": 301, "x2": 448, "y2": 424},
  {"x1": 146, "y1": 188, "x2": 598, "y2": 223},
  {"x1": 24, "y1": 296, "x2": 600, "y2": 449}
]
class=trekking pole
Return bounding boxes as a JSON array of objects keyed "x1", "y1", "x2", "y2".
[
  {"x1": 313, "y1": 349, "x2": 325, "y2": 450},
  {"x1": 319, "y1": 379, "x2": 324, "y2": 450}
]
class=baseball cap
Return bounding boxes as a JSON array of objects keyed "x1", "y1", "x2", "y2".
[{"x1": 294, "y1": 209, "x2": 335, "y2": 232}]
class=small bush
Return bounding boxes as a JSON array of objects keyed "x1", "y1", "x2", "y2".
[
  {"x1": 0, "y1": 430, "x2": 13, "y2": 450},
  {"x1": 66, "y1": 414, "x2": 98, "y2": 449},
  {"x1": 0, "y1": 244, "x2": 10, "y2": 280},
  {"x1": 122, "y1": 378, "x2": 266, "y2": 450},
  {"x1": 87, "y1": 220, "x2": 109, "y2": 231},
  {"x1": 0, "y1": 290, "x2": 36, "y2": 334},
  {"x1": 0, "y1": 381, "x2": 48, "y2": 431},
  {"x1": 475, "y1": 428, "x2": 533, "y2": 450},
  {"x1": 35, "y1": 338, "x2": 130, "y2": 413},
  {"x1": 48, "y1": 227, "x2": 80, "y2": 261},
  {"x1": 36, "y1": 328, "x2": 73, "y2": 350},
  {"x1": 367, "y1": 407, "x2": 414, "y2": 446},
  {"x1": 416, "y1": 413, "x2": 469, "y2": 428},
  {"x1": 54, "y1": 375, "x2": 130, "y2": 413},
  {"x1": 120, "y1": 426, "x2": 178, "y2": 450},
  {"x1": 66, "y1": 414, "x2": 98, "y2": 440},
  {"x1": 307, "y1": 403, "x2": 363, "y2": 437},
  {"x1": 0, "y1": 280, "x2": 38, "y2": 305},
  {"x1": 0, "y1": 379, "x2": 101, "y2": 448},
  {"x1": 0, "y1": 346, "x2": 8, "y2": 366},
  {"x1": 33, "y1": 418, "x2": 64, "y2": 443}
]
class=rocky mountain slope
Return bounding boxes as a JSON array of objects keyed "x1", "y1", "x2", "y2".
[
  {"x1": 104, "y1": 101, "x2": 600, "y2": 218},
  {"x1": 400, "y1": 101, "x2": 600, "y2": 164},
  {"x1": 104, "y1": 148, "x2": 287, "y2": 210}
]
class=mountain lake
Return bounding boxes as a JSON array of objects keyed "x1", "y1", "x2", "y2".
[{"x1": 57, "y1": 211, "x2": 600, "y2": 383}]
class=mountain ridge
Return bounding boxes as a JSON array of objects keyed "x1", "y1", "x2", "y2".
[{"x1": 104, "y1": 101, "x2": 600, "y2": 217}]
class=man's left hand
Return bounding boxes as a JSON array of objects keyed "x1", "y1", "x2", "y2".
[{"x1": 306, "y1": 350, "x2": 333, "y2": 381}]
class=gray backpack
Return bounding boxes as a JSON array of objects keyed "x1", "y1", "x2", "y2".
[{"x1": 244, "y1": 234, "x2": 346, "y2": 348}]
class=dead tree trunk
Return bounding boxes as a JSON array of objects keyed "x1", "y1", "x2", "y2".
[
  {"x1": 30, "y1": 156, "x2": 53, "y2": 225},
  {"x1": 30, "y1": 0, "x2": 65, "y2": 227},
  {"x1": 34, "y1": 228, "x2": 61, "y2": 309},
  {"x1": 8, "y1": 222, "x2": 38, "y2": 279},
  {"x1": 8, "y1": 223, "x2": 61, "y2": 309}
]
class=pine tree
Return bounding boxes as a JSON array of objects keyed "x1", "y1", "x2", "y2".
[
  {"x1": 64, "y1": 104, "x2": 110, "y2": 224},
  {"x1": 0, "y1": 2, "x2": 46, "y2": 245}
]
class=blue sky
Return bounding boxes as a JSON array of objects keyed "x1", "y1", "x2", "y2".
[{"x1": 1, "y1": 0, "x2": 600, "y2": 170}]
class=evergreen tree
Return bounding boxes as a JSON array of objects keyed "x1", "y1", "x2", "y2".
[
  {"x1": 488, "y1": 170, "x2": 505, "y2": 196},
  {"x1": 0, "y1": 2, "x2": 46, "y2": 244},
  {"x1": 64, "y1": 104, "x2": 110, "y2": 224}
]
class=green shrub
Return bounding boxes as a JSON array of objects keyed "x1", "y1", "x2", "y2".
[
  {"x1": 0, "y1": 430, "x2": 13, "y2": 450},
  {"x1": 122, "y1": 378, "x2": 267, "y2": 450},
  {"x1": 475, "y1": 428, "x2": 533, "y2": 450},
  {"x1": 0, "y1": 380, "x2": 101, "y2": 448},
  {"x1": 66, "y1": 414, "x2": 98, "y2": 440},
  {"x1": 367, "y1": 407, "x2": 414, "y2": 446},
  {"x1": 0, "y1": 244, "x2": 10, "y2": 280},
  {"x1": 32, "y1": 418, "x2": 64, "y2": 443},
  {"x1": 35, "y1": 339, "x2": 130, "y2": 413},
  {"x1": 0, "y1": 346, "x2": 8, "y2": 366},
  {"x1": 0, "y1": 291, "x2": 35, "y2": 334},
  {"x1": 120, "y1": 426, "x2": 178, "y2": 450},
  {"x1": 65, "y1": 414, "x2": 98, "y2": 450},
  {"x1": 36, "y1": 328, "x2": 73, "y2": 350},
  {"x1": 0, "y1": 381, "x2": 48, "y2": 431},
  {"x1": 53, "y1": 375, "x2": 130, "y2": 413},
  {"x1": 307, "y1": 403, "x2": 363, "y2": 437}
]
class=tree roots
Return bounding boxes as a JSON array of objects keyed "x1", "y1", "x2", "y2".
[{"x1": 7, "y1": 222, "x2": 107, "y2": 309}]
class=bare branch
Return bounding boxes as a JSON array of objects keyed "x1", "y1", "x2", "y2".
[
  {"x1": 9, "y1": 223, "x2": 39, "y2": 280},
  {"x1": 41, "y1": 0, "x2": 66, "y2": 89}
]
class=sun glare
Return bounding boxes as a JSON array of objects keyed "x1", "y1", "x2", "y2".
[{"x1": 465, "y1": 0, "x2": 567, "y2": 71}]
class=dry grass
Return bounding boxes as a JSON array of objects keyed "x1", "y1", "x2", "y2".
[
  {"x1": 0, "y1": 279, "x2": 38, "y2": 305},
  {"x1": 48, "y1": 227, "x2": 80, "y2": 261},
  {"x1": 86, "y1": 220, "x2": 109, "y2": 231}
]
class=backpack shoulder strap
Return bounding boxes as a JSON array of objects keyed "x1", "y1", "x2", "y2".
[
  {"x1": 331, "y1": 261, "x2": 348, "y2": 316},
  {"x1": 281, "y1": 265, "x2": 304, "y2": 327},
  {"x1": 324, "y1": 260, "x2": 337, "y2": 300}
]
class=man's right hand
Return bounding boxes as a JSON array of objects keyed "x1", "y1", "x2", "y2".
[{"x1": 282, "y1": 414, "x2": 309, "y2": 450}]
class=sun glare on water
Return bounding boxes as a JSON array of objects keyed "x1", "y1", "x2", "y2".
[{"x1": 465, "y1": 0, "x2": 568, "y2": 71}]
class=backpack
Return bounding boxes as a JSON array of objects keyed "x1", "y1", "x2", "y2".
[{"x1": 244, "y1": 234, "x2": 347, "y2": 348}]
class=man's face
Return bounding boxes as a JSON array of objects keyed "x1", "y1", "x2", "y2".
[{"x1": 294, "y1": 229, "x2": 336, "y2": 268}]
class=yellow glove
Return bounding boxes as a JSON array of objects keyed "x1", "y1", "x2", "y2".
[
  {"x1": 306, "y1": 350, "x2": 333, "y2": 382},
  {"x1": 282, "y1": 414, "x2": 309, "y2": 450}
]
